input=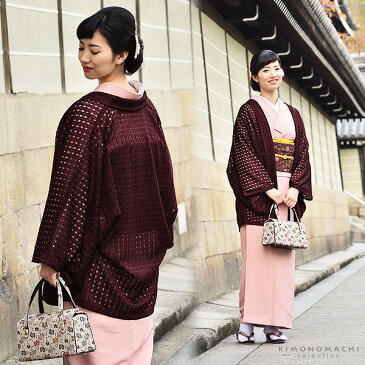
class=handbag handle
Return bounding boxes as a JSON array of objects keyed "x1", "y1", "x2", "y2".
[
  {"x1": 27, "y1": 279, "x2": 46, "y2": 314},
  {"x1": 55, "y1": 276, "x2": 77, "y2": 311},
  {"x1": 25, "y1": 276, "x2": 77, "y2": 331},
  {"x1": 268, "y1": 203, "x2": 301, "y2": 224}
]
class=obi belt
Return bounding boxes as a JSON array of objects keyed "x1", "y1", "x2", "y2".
[{"x1": 273, "y1": 138, "x2": 295, "y2": 173}]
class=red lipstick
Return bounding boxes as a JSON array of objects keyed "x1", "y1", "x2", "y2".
[{"x1": 83, "y1": 66, "x2": 93, "y2": 72}]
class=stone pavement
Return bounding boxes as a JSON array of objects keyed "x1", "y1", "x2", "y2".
[
  {"x1": 194, "y1": 253, "x2": 365, "y2": 365},
  {"x1": 152, "y1": 243, "x2": 365, "y2": 364},
  {"x1": 2, "y1": 244, "x2": 365, "y2": 365}
]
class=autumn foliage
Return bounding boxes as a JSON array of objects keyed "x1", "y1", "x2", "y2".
[{"x1": 319, "y1": 0, "x2": 365, "y2": 53}]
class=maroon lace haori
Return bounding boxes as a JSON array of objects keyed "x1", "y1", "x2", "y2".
[
  {"x1": 32, "y1": 91, "x2": 178, "y2": 320},
  {"x1": 227, "y1": 99, "x2": 312, "y2": 228}
]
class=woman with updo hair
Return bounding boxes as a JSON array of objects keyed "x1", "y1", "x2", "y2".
[
  {"x1": 227, "y1": 50, "x2": 312, "y2": 344},
  {"x1": 32, "y1": 6, "x2": 177, "y2": 364}
]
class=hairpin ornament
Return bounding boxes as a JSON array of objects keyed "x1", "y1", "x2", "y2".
[{"x1": 134, "y1": 34, "x2": 140, "y2": 59}]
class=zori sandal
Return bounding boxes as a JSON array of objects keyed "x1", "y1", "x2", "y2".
[
  {"x1": 236, "y1": 331, "x2": 255, "y2": 344},
  {"x1": 265, "y1": 330, "x2": 287, "y2": 343}
]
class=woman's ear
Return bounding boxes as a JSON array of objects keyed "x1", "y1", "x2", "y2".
[
  {"x1": 251, "y1": 74, "x2": 258, "y2": 82},
  {"x1": 115, "y1": 51, "x2": 129, "y2": 65}
]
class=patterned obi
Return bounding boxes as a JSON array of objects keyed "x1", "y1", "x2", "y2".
[{"x1": 272, "y1": 138, "x2": 295, "y2": 173}]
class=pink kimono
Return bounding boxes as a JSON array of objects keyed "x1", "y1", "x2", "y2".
[{"x1": 239, "y1": 95, "x2": 296, "y2": 329}]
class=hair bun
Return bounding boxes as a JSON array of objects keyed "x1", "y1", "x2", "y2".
[{"x1": 77, "y1": 7, "x2": 143, "y2": 76}]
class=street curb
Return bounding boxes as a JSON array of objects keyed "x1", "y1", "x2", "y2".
[
  {"x1": 162, "y1": 246, "x2": 365, "y2": 364},
  {"x1": 153, "y1": 257, "x2": 197, "y2": 342},
  {"x1": 160, "y1": 322, "x2": 239, "y2": 365},
  {"x1": 294, "y1": 254, "x2": 360, "y2": 295},
  {"x1": 191, "y1": 318, "x2": 240, "y2": 356},
  {"x1": 154, "y1": 292, "x2": 197, "y2": 342}
]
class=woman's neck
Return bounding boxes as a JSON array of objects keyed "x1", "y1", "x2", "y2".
[
  {"x1": 98, "y1": 72, "x2": 136, "y2": 92},
  {"x1": 259, "y1": 90, "x2": 278, "y2": 105}
]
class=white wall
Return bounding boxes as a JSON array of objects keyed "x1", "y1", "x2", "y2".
[
  {"x1": 0, "y1": 1, "x2": 344, "y2": 188},
  {"x1": 340, "y1": 149, "x2": 363, "y2": 197},
  {"x1": 6, "y1": 1, "x2": 61, "y2": 94}
]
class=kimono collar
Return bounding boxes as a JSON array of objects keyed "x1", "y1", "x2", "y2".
[
  {"x1": 84, "y1": 85, "x2": 148, "y2": 112},
  {"x1": 251, "y1": 95, "x2": 295, "y2": 138},
  {"x1": 94, "y1": 80, "x2": 144, "y2": 100},
  {"x1": 251, "y1": 95, "x2": 281, "y2": 125}
]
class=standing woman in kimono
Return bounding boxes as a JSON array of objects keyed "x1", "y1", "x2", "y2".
[
  {"x1": 32, "y1": 7, "x2": 177, "y2": 364},
  {"x1": 227, "y1": 50, "x2": 312, "y2": 344}
]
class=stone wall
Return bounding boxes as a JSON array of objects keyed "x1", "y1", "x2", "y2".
[
  {"x1": 340, "y1": 148, "x2": 364, "y2": 198},
  {"x1": 0, "y1": 0, "x2": 353, "y2": 361},
  {"x1": 148, "y1": 90, "x2": 194, "y2": 260},
  {"x1": 189, "y1": 158, "x2": 239, "y2": 302},
  {"x1": 0, "y1": 90, "x2": 193, "y2": 361},
  {"x1": 0, "y1": 94, "x2": 80, "y2": 361}
]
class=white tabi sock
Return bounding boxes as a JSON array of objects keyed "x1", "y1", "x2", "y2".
[
  {"x1": 264, "y1": 325, "x2": 287, "y2": 340},
  {"x1": 237, "y1": 323, "x2": 254, "y2": 342}
]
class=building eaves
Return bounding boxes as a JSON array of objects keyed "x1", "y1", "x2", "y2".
[
  {"x1": 212, "y1": 0, "x2": 365, "y2": 118},
  {"x1": 261, "y1": 0, "x2": 365, "y2": 117},
  {"x1": 352, "y1": 53, "x2": 365, "y2": 80}
]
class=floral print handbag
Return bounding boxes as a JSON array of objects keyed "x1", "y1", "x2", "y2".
[
  {"x1": 17, "y1": 276, "x2": 96, "y2": 362},
  {"x1": 263, "y1": 204, "x2": 308, "y2": 250}
]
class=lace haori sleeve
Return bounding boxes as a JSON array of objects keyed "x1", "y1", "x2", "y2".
[
  {"x1": 32, "y1": 99, "x2": 116, "y2": 272},
  {"x1": 227, "y1": 105, "x2": 275, "y2": 198},
  {"x1": 289, "y1": 108, "x2": 313, "y2": 201}
]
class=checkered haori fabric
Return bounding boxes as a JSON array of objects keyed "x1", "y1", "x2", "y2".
[
  {"x1": 227, "y1": 99, "x2": 312, "y2": 228},
  {"x1": 32, "y1": 91, "x2": 178, "y2": 320}
]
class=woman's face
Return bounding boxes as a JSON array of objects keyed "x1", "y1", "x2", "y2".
[
  {"x1": 251, "y1": 60, "x2": 284, "y2": 92},
  {"x1": 78, "y1": 30, "x2": 127, "y2": 82}
]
